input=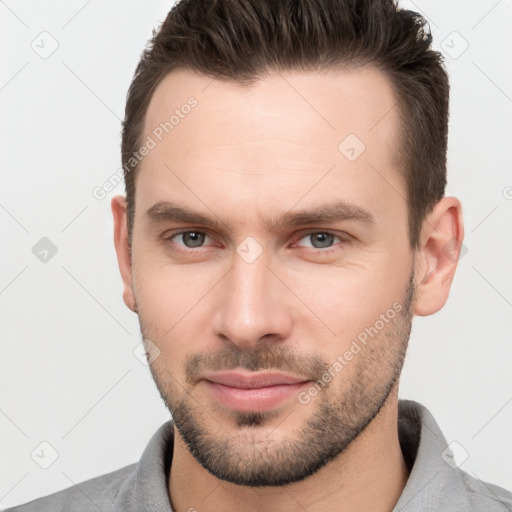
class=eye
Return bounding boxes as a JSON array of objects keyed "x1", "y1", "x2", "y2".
[
  {"x1": 163, "y1": 230, "x2": 348, "y2": 252},
  {"x1": 167, "y1": 230, "x2": 212, "y2": 248},
  {"x1": 295, "y1": 231, "x2": 344, "y2": 250}
]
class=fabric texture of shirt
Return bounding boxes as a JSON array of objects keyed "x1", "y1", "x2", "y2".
[{"x1": 4, "y1": 399, "x2": 512, "y2": 511}]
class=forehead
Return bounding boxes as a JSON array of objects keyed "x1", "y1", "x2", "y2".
[
  {"x1": 143, "y1": 66, "x2": 401, "y2": 156},
  {"x1": 136, "y1": 67, "x2": 405, "y2": 232}
]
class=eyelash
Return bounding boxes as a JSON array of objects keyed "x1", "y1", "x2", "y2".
[{"x1": 162, "y1": 229, "x2": 350, "y2": 254}]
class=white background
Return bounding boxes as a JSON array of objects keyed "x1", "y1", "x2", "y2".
[{"x1": 1, "y1": 0, "x2": 511, "y2": 508}]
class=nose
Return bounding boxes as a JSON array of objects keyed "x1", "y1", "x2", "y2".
[{"x1": 212, "y1": 251, "x2": 293, "y2": 349}]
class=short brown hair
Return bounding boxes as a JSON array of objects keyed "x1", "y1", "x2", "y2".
[{"x1": 121, "y1": 0, "x2": 449, "y2": 249}]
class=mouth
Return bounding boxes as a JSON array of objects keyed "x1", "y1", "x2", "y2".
[{"x1": 201, "y1": 370, "x2": 311, "y2": 413}]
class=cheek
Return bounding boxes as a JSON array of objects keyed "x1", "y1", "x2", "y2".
[
  {"x1": 133, "y1": 237, "x2": 221, "y2": 309},
  {"x1": 133, "y1": 257, "x2": 223, "y2": 366},
  {"x1": 285, "y1": 259, "x2": 409, "y2": 345}
]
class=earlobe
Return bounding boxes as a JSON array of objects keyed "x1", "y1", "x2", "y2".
[
  {"x1": 111, "y1": 195, "x2": 137, "y2": 313},
  {"x1": 413, "y1": 196, "x2": 464, "y2": 316}
]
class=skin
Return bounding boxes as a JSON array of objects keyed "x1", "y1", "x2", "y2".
[{"x1": 112, "y1": 67, "x2": 464, "y2": 512}]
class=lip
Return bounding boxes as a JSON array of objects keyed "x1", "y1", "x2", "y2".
[
  {"x1": 202, "y1": 370, "x2": 309, "y2": 388},
  {"x1": 201, "y1": 371, "x2": 311, "y2": 413}
]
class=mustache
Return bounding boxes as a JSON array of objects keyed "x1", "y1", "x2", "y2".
[{"x1": 185, "y1": 344, "x2": 328, "y2": 385}]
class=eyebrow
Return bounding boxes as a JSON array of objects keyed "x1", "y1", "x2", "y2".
[{"x1": 145, "y1": 200, "x2": 375, "y2": 232}]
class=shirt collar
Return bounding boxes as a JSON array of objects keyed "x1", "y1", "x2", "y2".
[
  {"x1": 110, "y1": 420, "x2": 174, "y2": 511},
  {"x1": 392, "y1": 399, "x2": 474, "y2": 510}
]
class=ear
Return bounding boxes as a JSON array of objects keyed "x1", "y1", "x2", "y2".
[
  {"x1": 111, "y1": 195, "x2": 137, "y2": 313},
  {"x1": 413, "y1": 196, "x2": 464, "y2": 316}
]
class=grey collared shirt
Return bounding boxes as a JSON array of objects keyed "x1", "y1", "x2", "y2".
[{"x1": 4, "y1": 399, "x2": 512, "y2": 511}]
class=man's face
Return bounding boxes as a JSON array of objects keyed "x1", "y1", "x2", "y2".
[{"x1": 129, "y1": 68, "x2": 416, "y2": 486}]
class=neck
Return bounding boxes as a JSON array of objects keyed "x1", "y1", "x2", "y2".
[{"x1": 169, "y1": 388, "x2": 409, "y2": 512}]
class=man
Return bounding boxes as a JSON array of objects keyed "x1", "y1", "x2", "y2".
[{"x1": 6, "y1": 0, "x2": 512, "y2": 511}]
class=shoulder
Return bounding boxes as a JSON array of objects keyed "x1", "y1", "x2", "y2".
[
  {"x1": 396, "y1": 399, "x2": 512, "y2": 511},
  {"x1": 2, "y1": 463, "x2": 137, "y2": 512},
  {"x1": 459, "y1": 470, "x2": 512, "y2": 511}
]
